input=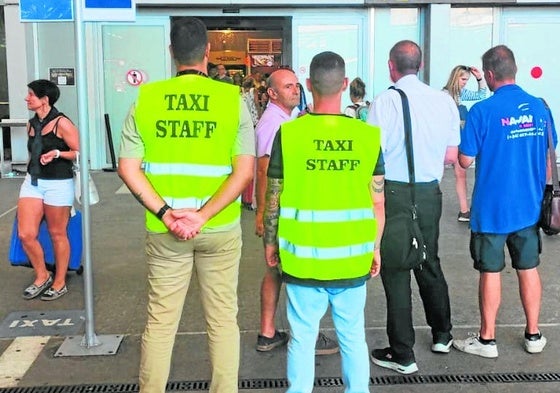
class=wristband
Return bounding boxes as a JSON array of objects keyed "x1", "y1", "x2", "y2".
[
  {"x1": 54, "y1": 149, "x2": 60, "y2": 159},
  {"x1": 156, "y1": 203, "x2": 171, "y2": 220}
]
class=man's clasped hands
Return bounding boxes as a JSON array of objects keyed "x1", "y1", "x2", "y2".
[{"x1": 162, "y1": 208, "x2": 207, "y2": 240}]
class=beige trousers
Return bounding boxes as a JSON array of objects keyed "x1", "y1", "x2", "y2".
[{"x1": 139, "y1": 227, "x2": 242, "y2": 393}]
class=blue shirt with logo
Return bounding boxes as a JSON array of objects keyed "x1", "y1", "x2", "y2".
[{"x1": 460, "y1": 84, "x2": 556, "y2": 234}]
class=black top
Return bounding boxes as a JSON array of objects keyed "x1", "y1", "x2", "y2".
[{"x1": 27, "y1": 115, "x2": 73, "y2": 180}]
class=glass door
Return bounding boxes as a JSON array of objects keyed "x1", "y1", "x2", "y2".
[
  {"x1": 292, "y1": 12, "x2": 367, "y2": 110},
  {"x1": 100, "y1": 19, "x2": 170, "y2": 162}
]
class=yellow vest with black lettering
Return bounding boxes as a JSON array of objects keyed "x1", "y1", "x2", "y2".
[
  {"x1": 278, "y1": 114, "x2": 381, "y2": 281},
  {"x1": 135, "y1": 75, "x2": 241, "y2": 233}
]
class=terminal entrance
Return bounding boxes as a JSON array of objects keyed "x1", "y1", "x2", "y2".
[
  {"x1": 101, "y1": 16, "x2": 291, "y2": 167},
  {"x1": 198, "y1": 16, "x2": 292, "y2": 79}
]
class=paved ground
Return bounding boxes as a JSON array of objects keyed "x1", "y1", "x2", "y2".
[{"x1": 1, "y1": 168, "x2": 560, "y2": 392}]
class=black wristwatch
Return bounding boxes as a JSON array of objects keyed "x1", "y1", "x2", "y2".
[{"x1": 156, "y1": 203, "x2": 171, "y2": 220}]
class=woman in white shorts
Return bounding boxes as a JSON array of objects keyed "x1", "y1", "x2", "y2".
[{"x1": 18, "y1": 79, "x2": 79, "y2": 301}]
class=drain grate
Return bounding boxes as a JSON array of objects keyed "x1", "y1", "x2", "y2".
[{"x1": 2, "y1": 372, "x2": 560, "y2": 393}]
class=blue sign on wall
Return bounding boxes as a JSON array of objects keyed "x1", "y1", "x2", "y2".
[
  {"x1": 83, "y1": 0, "x2": 136, "y2": 21},
  {"x1": 20, "y1": 0, "x2": 73, "y2": 22},
  {"x1": 85, "y1": 0, "x2": 132, "y2": 8}
]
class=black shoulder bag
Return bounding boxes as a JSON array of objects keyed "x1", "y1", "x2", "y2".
[
  {"x1": 538, "y1": 102, "x2": 560, "y2": 235},
  {"x1": 382, "y1": 87, "x2": 428, "y2": 269}
]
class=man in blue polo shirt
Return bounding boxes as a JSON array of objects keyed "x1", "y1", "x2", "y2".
[{"x1": 453, "y1": 45, "x2": 555, "y2": 358}]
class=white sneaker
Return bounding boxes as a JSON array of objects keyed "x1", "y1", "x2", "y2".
[
  {"x1": 453, "y1": 334, "x2": 498, "y2": 358},
  {"x1": 524, "y1": 332, "x2": 547, "y2": 354}
]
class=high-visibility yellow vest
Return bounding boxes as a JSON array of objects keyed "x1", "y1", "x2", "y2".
[
  {"x1": 278, "y1": 114, "x2": 381, "y2": 281},
  {"x1": 135, "y1": 74, "x2": 241, "y2": 232}
]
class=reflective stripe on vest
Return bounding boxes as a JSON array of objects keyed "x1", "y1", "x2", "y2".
[
  {"x1": 144, "y1": 162, "x2": 232, "y2": 177},
  {"x1": 279, "y1": 237, "x2": 374, "y2": 260},
  {"x1": 160, "y1": 195, "x2": 241, "y2": 210},
  {"x1": 280, "y1": 207, "x2": 374, "y2": 223},
  {"x1": 162, "y1": 196, "x2": 210, "y2": 210}
]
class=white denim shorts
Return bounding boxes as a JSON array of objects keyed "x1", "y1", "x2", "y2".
[{"x1": 19, "y1": 174, "x2": 74, "y2": 206}]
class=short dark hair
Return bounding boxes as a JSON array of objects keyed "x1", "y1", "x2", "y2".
[
  {"x1": 170, "y1": 17, "x2": 208, "y2": 66},
  {"x1": 309, "y1": 51, "x2": 345, "y2": 96},
  {"x1": 390, "y1": 40, "x2": 422, "y2": 75},
  {"x1": 482, "y1": 45, "x2": 517, "y2": 81},
  {"x1": 27, "y1": 79, "x2": 60, "y2": 105}
]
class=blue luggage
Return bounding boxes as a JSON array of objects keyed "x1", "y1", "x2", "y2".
[{"x1": 9, "y1": 209, "x2": 83, "y2": 274}]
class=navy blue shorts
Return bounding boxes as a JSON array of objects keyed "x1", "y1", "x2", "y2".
[{"x1": 469, "y1": 225, "x2": 541, "y2": 272}]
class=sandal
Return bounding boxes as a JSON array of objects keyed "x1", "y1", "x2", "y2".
[
  {"x1": 22, "y1": 275, "x2": 53, "y2": 300},
  {"x1": 41, "y1": 285, "x2": 68, "y2": 301}
]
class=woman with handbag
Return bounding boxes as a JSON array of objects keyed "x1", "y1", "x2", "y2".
[{"x1": 17, "y1": 79, "x2": 79, "y2": 301}]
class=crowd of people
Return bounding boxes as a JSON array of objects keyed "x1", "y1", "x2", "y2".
[
  {"x1": 208, "y1": 62, "x2": 271, "y2": 121},
  {"x1": 207, "y1": 63, "x2": 274, "y2": 210},
  {"x1": 15, "y1": 15, "x2": 555, "y2": 393}
]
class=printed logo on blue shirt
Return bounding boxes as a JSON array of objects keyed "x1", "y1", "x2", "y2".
[
  {"x1": 502, "y1": 114, "x2": 533, "y2": 127},
  {"x1": 502, "y1": 103, "x2": 533, "y2": 127},
  {"x1": 503, "y1": 103, "x2": 544, "y2": 140}
]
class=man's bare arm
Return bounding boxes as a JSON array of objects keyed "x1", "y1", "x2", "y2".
[
  {"x1": 444, "y1": 146, "x2": 458, "y2": 165},
  {"x1": 118, "y1": 157, "x2": 170, "y2": 220},
  {"x1": 458, "y1": 153, "x2": 475, "y2": 169},
  {"x1": 255, "y1": 155, "x2": 270, "y2": 236},
  {"x1": 263, "y1": 177, "x2": 283, "y2": 246},
  {"x1": 370, "y1": 175, "x2": 385, "y2": 248},
  {"x1": 369, "y1": 175, "x2": 385, "y2": 277},
  {"x1": 263, "y1": 177, "x2": 283, "y2": 267}
]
